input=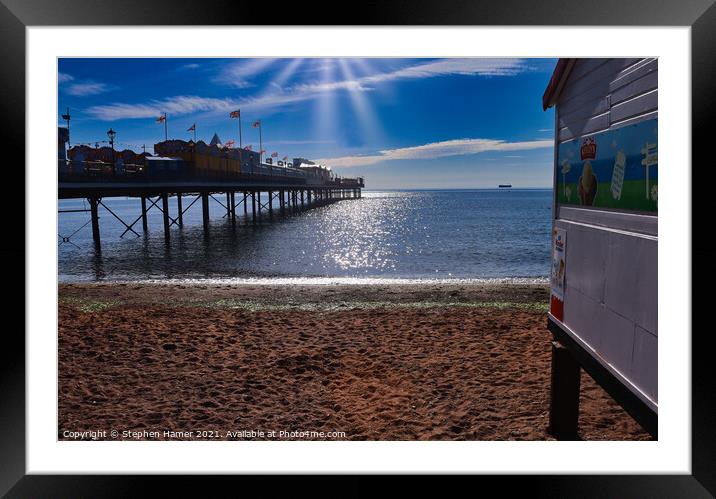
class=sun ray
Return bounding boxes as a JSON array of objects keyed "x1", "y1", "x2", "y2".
[
  {"x1": 337, "y1": 58, "x2": 383, "y2": 146},
  {"x1": 312, "y1": 58, "x2": 339, "y2": 143},
  {"x1": 349, "y1": 57, "x2": 377, "y2": 77},
  {"x1": 264, "y1": 58, "x2": 304, "y2": 92}
]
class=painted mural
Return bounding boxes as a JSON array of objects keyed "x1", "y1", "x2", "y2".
[{"x1": 556, "y1": 118, "x2": 658, "y2": 213}]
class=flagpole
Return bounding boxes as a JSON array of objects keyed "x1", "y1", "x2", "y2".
[
  {"x1": 238, "y1": 111, "x2": 243, "y2": 149},
  {"x1": 65, "y1": 107, "x2": 71, "y2": 147},
  {"x1": 259, "y1": 122, "x2": 263, "y2": 164}
]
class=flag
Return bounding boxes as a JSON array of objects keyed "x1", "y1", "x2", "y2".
[
  {"x1": 156, "y1": 114, "x2": 166, "y2": 123},
  {"x1": 61, "y1": 113, "x2": 71, "y2": 121},
  {"x1": 271, "y1": 152, "x2": 278, "y2": 158},
  {"x1": 230, "y1": 110, "x2": 240, "y2": 119},
  {"x1": 252, "y1": 120, "x2": 261, "y2": 128},
  {"x1": 283, "y1": 156, "x2": 288, "y2": 161},
  {"x1": 260, "y1": 149, "x2": 266, "y2": 154},
  {"x1": 187, "y1": 124, "x2": 196, "y2": 132},
  {"x1": 224, "y1": 140, "x2": 235, "y2": 148},
  {"x1": 244, "y1": 145, "x2": 252, "y2": 151}
]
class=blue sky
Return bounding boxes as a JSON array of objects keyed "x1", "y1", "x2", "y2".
[{"x1": 58, "y1": 58, "x2": 557, "y2": 188}]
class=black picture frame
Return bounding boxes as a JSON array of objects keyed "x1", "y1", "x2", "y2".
[{"x1": 2, "y1": 0, "x2": 713, "y2": 495}]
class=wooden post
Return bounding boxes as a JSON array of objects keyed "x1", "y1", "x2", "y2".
[
  {"x1": 176, "y1": 193, "x2": 183, "y2": 226},
  {"x1": 89, "y1": 197, "x2": 101, "y2": 250},
  {"x1": 251, "y1": 191, "x2": 256, "y2": 224},
  {"x1": 140, "y1": 196, "x2": 148, "y2": 232},
  {"x1": 548, "y1": 341, "x2": 581, "y2": 440},
  {"x1": 201, "y1": 192, "x2": 210, "y2": 232},
  {"x1": 161, "y1": 192, "x2": 170, "y2": 242}
]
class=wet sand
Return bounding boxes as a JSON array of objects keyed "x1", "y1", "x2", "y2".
[{"x1": 58, "y1": 283, "x2": 651, "y2": 441}]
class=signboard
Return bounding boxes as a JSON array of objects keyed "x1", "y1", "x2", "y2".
[
  {"x1": 556, "y1": 118, "x2": 657, "y2": 213},
  {"x1": 550, "y1": 227, "x2": 566, "y2": 321}
]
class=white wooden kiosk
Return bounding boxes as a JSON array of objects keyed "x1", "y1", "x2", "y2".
[{"x1": 543, "y1": 58, "x2": 657, "y2": 438}]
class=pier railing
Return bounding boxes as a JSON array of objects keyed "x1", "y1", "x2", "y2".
[{"x1": 58, "y1": 160, "x2": 366, "y2": 187}]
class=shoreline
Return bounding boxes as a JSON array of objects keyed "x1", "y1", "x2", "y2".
[
  {"x1": 59, "y1": 281, "x2": 550, "y2": 309},
  {"x1": 58, "y1": 276, "x2": 549, "y2": 286}
]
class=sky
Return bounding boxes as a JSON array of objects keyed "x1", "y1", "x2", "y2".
[{"x1": 58, "y1": 58, "x2": 557, "y2": 189}]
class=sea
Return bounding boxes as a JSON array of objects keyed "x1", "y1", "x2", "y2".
[{"x1": 57, "y1": 189, "x2": 552, "y2": 283}]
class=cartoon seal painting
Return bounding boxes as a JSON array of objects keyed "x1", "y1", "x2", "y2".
[
  {"x1": 578, "y1": 160, "x2": 598, "y2": 205},
  {"x1": 578, "y1": 136, "x2": 598, "y2": 206}
]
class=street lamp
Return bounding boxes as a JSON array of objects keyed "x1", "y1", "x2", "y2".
[{"x1": 107, "y1": 128, "x2": 116, "y2": 175}]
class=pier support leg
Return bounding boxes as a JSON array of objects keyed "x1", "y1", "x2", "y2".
[
  {"x1": 89, "y1": 197, "x2": 101, "y2": 250},
  {"x1": 268, "y1": 190, "x2": 273, "y2": 218},
  {"x1": 161, "y1": 192, "x2": 170, "y2": 242},
  {"x1": 548, "y1": 341, "x2": 581, "y2": 440},
  {"x1": 201, "y1": 192, "x2": 210, "y2": 233},
  {"x1": 301, "y1": 190, "x2": 304, "y2": 209},
  {"x1": 176, "y1": 193, "x2": 183, "y2": 226},
  {"x1": 226, "y1": 192, "x2": 231, "y2": 217},
  {"x1": 257, "y1": 191, "x2": 262, "y2": 218},
  {"x1": 140, "y1": 196, "x2": 148, "y2": 232},
  {"x1": 243, "y1": 192, "x2": 248, "y2": 216},
  {"x1": 280, "y1": 190, "x2": 285, "y2": 215},
  {"x1": 251, "y1": 191, "x2": 257, "y2": 224}
]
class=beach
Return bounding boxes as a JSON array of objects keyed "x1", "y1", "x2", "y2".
[{"x1": 58, "y1": 282, "x2": 651, "y2": 441}]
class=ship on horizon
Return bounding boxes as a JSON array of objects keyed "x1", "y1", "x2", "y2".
[{"x1": 498, "y1": 184, "x2": 512, "y2": 188}]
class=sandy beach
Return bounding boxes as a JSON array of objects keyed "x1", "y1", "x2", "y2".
[{"x1": 58, "y1": 282, "x2": 651, "y2": 441}]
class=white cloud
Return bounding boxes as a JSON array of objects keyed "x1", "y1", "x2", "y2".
[
  {"x1": 363, "y1": 58, "x2": 528, "y2": 83},
  {"x1": 213, "y1": 58, "x2": 276, "y2": 88},
  {"x1": 267, "y1": 139, "x2": 336, "y2": 145},
  {"x1": 66, "y1": 82, "x2": 112, "y2": 97},
  {"x1": 277, "y1": 58, "x2": 527, "y2": 95},
  {"x1": 86, "y1": 95, "x2": 236, "y2": 120},
  {"x1": 315, "y1": 138, "x2": 553, "y2": 167},
  {"x1": 181, "y1": 63, "x2": 200, "y2": 69},
  {"x1": 86, "y1": 90, "x2": 326, "y2": 121},
  {"x1": 58, "y1": 72, "x2": 74, "y2": 83}
]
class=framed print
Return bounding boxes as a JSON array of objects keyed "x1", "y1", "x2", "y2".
[{"x1": 3, "y1": 0, "x2": 714, "y2": 495}]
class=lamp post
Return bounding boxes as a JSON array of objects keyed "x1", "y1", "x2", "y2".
[{"x1": 107, "y1": 128, "x2": 117, "y2": 176}]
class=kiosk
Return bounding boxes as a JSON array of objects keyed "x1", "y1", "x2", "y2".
[{"x1": 543, "y1": 58, "x2": 658, "y2": 438}]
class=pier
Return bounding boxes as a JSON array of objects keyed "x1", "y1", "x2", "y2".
[{"x1": 58, "y1": 134, "x2": 364, "y2": 250}]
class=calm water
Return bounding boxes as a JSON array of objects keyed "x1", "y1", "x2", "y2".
[{"x1": 57, "y1": 189, "x2": 552, "y2": 282}]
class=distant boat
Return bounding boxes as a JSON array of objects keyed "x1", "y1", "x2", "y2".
[{"x1": 498, "y1": 184, "x2": 512, "y2": 188}]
